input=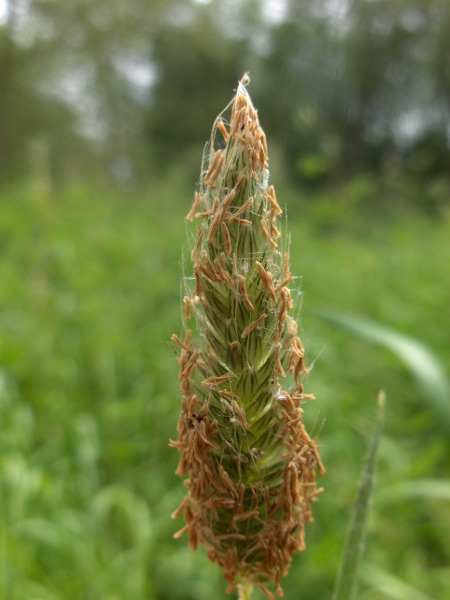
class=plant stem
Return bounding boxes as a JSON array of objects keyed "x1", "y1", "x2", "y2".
[
  {"x1": 331, "y1": 390, "x2": 386, "y2": 600},
  {"x1": 237, "y1": 582, "x2": 254, "y2": 600}
]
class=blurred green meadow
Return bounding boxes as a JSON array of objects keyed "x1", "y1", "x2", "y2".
[{"x1": 1, "y1": 174, "x2": 449, "y2": 600}]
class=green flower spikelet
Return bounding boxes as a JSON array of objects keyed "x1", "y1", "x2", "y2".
[{"x1": 171, "y1": 75, "x2": 324, "y2": 600}]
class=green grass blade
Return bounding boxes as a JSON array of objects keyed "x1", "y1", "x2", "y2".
[
  {"x1": 318, "y1": 311, "x2": 450, "y2": 434},
  {"x1": 376, "y1": 478, "x2": 450, "y2": 503},
  {"x1": 362, "y1": 565, "x2": 433, "y2": 600},
  {"x1": 331, "y1": 391, "x2": 386, "y2": 600}
]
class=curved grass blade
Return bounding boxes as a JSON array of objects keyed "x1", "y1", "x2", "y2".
[
  {"x1": 362, "y1": 565, "x2": 433, "y2": 600},
  {"x1": 331, "y1": 391, "x2": 386, "y2": 600},
  {"x1": 377, "y1": 478, "x2": 450, "y2": 504},
  {"x1": 318, "y1": 311, "x2": 450, "y2": 434}
]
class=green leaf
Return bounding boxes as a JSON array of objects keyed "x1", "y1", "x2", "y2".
[
  {"x1": 331, "y1": 391, "x2": 386, "y2": 600},
  {"x1": 318, "y1": 311, "x2": 450, "y2": 434},
  {"x1": 376, "y1": 478, "x2": 450, "y2": 504},
  {"x1": 362, "y1": 565, "x2": 433, "y2": 600}
]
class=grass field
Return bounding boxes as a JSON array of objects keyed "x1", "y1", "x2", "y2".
[{"x1": 1, "y1": 177, "x2": 449, "y2": 600}]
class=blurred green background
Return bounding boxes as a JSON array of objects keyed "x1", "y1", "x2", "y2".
[{"x1": 0, "y1": 1, "x2": 449, "y2": 599}]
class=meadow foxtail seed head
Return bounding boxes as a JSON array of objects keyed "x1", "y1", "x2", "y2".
[{"x1": 170, "y1": 75, "x2": 324, "y2": 599}]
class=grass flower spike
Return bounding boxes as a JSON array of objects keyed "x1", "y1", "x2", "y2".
[{"x1": 171, "y1": 75, "x2": 324, "y2": 600}]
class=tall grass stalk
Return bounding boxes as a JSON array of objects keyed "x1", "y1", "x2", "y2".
[
  {"x1": 332, "y1": 391, "x2": 386, "y2": 600},
  {"x1": 171, "y1": 75, "x2": 324, "y2": 599}
]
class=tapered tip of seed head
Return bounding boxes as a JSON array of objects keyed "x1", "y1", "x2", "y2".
[
  {"x1": 237, "y1": 72, "x2": 251, "y2": 96},
  {"x1": 226, "y1": 74, "x2": 269, "y2": 176}
]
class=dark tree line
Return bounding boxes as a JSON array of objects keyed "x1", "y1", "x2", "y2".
[{"x1": 0, "y1": 0, "x2": 449, "y2": 204}]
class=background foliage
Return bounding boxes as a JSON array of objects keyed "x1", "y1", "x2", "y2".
[
  {"x1": 2, "y1": 0, "x2": 450, "y2": 206},
  {"x1": 0, "y1": 0, "x2": 449, "y2": 599}
]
